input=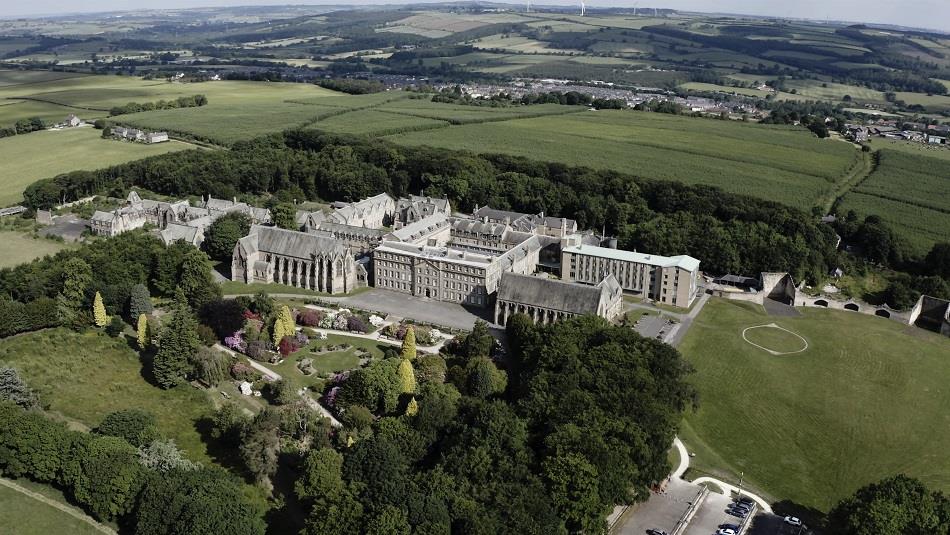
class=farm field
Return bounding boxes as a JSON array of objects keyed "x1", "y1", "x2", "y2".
[
  {"x1": 387, "y1": 110, "x2": 861, "y2": 210},
  {"x1": 0, "y1": 329, "x2": 219, "y2": 464},
  {"x1": 0, "y1": 231, "x2": 73, "y2": 268},
  {"x1": 378, "y1": 12, "x2": 533, "y2": 38},
  {"x1": 874, "y1": 138, "x2": 950, "y2": 161},
  {"x1": 678, "y1": 298, "x2": 950, "y2": 512},
  {"x1": 0, "y1": 483, "x2": 105, "y2": 535},
  {"x1": 839, "y1": 149, "x2": 950, "y2": 256},
  {"x1": 678, "y1": 82, "x2": 772, "y2": 98},
  {"x1": 0, "y1": 128, "x2": 188, "y2": 206}
]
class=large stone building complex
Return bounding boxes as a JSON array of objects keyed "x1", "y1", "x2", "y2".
[
  {"x1": 90, "y1": 191, "x2": 271, "y2": 245},
  {"x1": 393, "y1": 195, "x2": 451, "y2": 229},
  {"x1": 231, "y1": 225, "x2": 359, "y2": 294},
  {"x1": 494, "y1": 273, "x2": 623, "y2": 325},
  {"x1": 561, "y1": 244, "x2": 700, "y2": 308}
]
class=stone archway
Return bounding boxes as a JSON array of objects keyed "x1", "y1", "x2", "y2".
[
  {"x1": 844, "y1": 303, "x2": 860, "y2": 312},
  {"x1": 814, "y1": 299, "x2": 828, "y2": 307},
  {"x1": 875, "y1": 309, "x2": 891, "y2": 318}
]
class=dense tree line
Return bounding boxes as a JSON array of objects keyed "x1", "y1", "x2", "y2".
[
  {"x1": 0, "y1": 401, "x2": 264, "y2": 534},
  {"x1": 109, "y1": 94, "x2": 208, "y2": 116},
  {"x1": 290, "y1": 314, "x2": 693, "y2": 534},
  {"x1": 23, "y1": 130, "x2": 839, "y2": 281},
  {"x1": 0, "y1": 231, "x2": 221, "y2": 338},
  {"x1": 429, "y1": 86, "x2": 626, "y2": 110},
  {"x1": 316, "y1": 78, "x2": 385, "y2": 94},
  {"x1": 826, "y1": 475, "x2": 950, "y2": 534}
]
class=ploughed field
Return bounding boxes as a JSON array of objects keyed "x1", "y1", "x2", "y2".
[{"x1": 677, "y1": 298, "x2": 950, "y2": 512}]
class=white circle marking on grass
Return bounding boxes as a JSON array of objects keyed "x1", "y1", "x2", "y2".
[{"x1": 741, "y1": 323, "x2": 808, "y2": 355}]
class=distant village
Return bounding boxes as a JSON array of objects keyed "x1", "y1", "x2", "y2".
[{"x1": 845, "y1": 120, "x2": 950, "y2": 145}]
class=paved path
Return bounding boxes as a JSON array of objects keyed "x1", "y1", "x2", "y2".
[
  {"x1": 675, "y1": 437, "x2": 773, "y2": 514},
  {"x1": 0, "y1": 478, "x2": 117, "y2": 534},
  {"x1": 298, "y1": 388, "x2": 342, "y2": 427},
  {"x1": 667, "y1": 292, "x2": 710, "y2": 347}
]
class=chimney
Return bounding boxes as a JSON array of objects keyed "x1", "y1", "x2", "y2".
[{"x1": 233, "y1": 196, "x2": 237, "y2": 204}]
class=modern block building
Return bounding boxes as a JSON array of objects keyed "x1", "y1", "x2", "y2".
[
  {"x1": 494, "y1": 272, "x2": 623, "y2": 325},
  {"x1": 561, "y1": 244, "x2": 700, "y2": 308}
]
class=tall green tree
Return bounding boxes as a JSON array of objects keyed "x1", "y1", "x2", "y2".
[
  {"x1": 127, "y1": 283, "x2": 153, "y2": 319},
  {"x1": 136, "y1": 313, "x2": 149, "y2": 350},
  {"x1": 460, "y1": 320, "x2": 493, "y2": 359},
  {"x1": 57, "y1": 257, "x2": 92, "y2": 325},
  {"x1": 96, "y1": 409, "x2": 159, "y2": 448},
  {"x1": 827, "y1": 475, "x2": 950, "y2": 535},
  {"x1": 153, "y1": 290, "x2": 200, "y2": 389},
  {"x1": 68, "y1": 435, "x2": 144, "y2": 520},
  {"x1": 272, "y1": 203, "x2": 297, "y2": 230},
  {"x1": 397, "y1": 358, "x2": 416, "y2": 394},
  {"x1": 178, "y1": 249, "x2": 222, "y2": 311},
  {"x1": 203, "y1": 212, "x2": 251, "y2": 262},
  {"x1": 0, "y1": 367, "x2": 39, "y2": 409},
  {"x1": 296, "y1": 448, "x2": 345, "y2": 502}
]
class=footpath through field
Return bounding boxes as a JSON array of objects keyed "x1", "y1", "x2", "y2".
[{"x1": 0, "y1": 477, "x2": 117, "y2": 534}]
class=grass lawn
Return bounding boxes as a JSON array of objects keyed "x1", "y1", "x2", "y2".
[
  {"x1": 0, "y1": 128, "x2": 188, "y2": 206},
  {"x1": 678, "y1": 298, "x2": 950, "y2": 512},
  {"x1": 0, "y1": 231, "x2": 73, "y2": 268},
  {"x1": 259, "y1": 333, "x2": 389, "y2": 393},
  {"x1": 0, "y1": 329, "x2": 220, "y2": 464},
  {"x1": 0, "y1": 483, "x2": 106, "y2": 535}
]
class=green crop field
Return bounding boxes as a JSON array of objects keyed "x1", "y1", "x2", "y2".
[
  {"x1": 0, "y1": 483, "x2": 105, "y2": 535},
  {"x1": 0, "y1": 231, "x2": 73, "y2": 268},
  {"x1": 387, "y1": 110, "x2": 860, "y2": 210},
  {"x1": 308, "y1": 108, "x2": 447, "y2": 135},
  {"x1": 678, "y1": 298, "x2": 950, "y2": 512},
  {"x1": 0, "y1": 329, "x2": 219, "y2": 464},
  {"x1": 679, "y1": 82, "x2": 772, "y2": 98},
  {"x1": 0, "y1": 128, "x2": 188, "y2": 206},
  {"x1": 839, "y1": 149, "x2": 950, "y2": 256}
]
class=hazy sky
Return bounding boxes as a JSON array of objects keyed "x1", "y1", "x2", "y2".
[{"x1": 3, "y1": 0, "x2": 950, "y2": 33}]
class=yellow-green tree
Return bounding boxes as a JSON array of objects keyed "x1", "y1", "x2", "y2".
[
  {"x1": 397, "y1": 357, "x2": 416, "y2": 394},
  {"x1": 400, "y1": 326, "x2": 416, "y2": 360},
  {"x1": 93, "y1": 291, "x2": 109, "y2": 327},
  {"x1": 405, "y1": 397, "x2": 418, "y2": 416},
  {"x1": 272, "y1": 305, "x2": 295, "y2": 346},
  {"x1": 136, "y1": 314, "x2": 149, "y2": 350}
]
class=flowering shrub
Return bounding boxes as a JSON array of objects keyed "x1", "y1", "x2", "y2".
[
  {"x1": 245, "y1": 340, "x2": 271, "y2": 362},
  {"x1": 294, "y1": 331, "x2": 309, "y2": 346},
  {"x1": 384, "y1": 322, "x2": 435, "y2": 345},
  {"x1": 324, "y1": 386, "x2": 341, "y2": 407},
  {"x1": 333, "y1": 313, "x2": 349, "y2": 331},
  {"x1": 318, "y1": 313, "x2": 335, "y2": 329},
  {"x1": 224, "y1": 331, "x2": 247, "y2": 353},
  {"x1": 347, "y1": 315, "x2": 368, "y2": 333},
  {"x1": 230, "y1": 362, "x2": 259, "y2": 382},
  {"x1": 297, "y1": 309, "x2": 324, "y2": 327},
  {"x1": 242, "y1": 310, "x2": 261, "y2": 321},
  {"x1": 329, "y1": 371, "x2": 350, "y2": 385}
]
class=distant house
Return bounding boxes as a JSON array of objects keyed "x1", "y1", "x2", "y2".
[
  {"x1": 65, "y1": 114, "x2": 81, "y2": 127},
  {"x1": 146, "y1": 132, "x2": 169, "y2": 144},
  {"x1": 928, "y1": 135, "x2": 947, "y2": 145}
]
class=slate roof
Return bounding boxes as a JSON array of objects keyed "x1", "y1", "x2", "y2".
[
  {"x1": 160, "y1": 224, "x2": 200, "y2": 245},
  {"x1": 497, "y1": 272, "x2": 616, "y2": 315},
  {"x1": 239, "y1": 225, "x2": 348, "y2": 259},
  {"x1": 389, "y1": 213, "x2": 449, "y2": 243}
]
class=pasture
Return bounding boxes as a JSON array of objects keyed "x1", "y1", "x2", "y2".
[
  {"x1": 839, "y1": 149, "x2": 950, "y2": 256},
  {"x1": 0, "y1": 329, "x2": 220, "y2": 464},
  {"x1": 0, "y1": 483, "x2": 106, "y2": 535},
  {"x1": 377, "y1": 12, "x2": 533, "y2": 38},
  {"x1": 0, "y1": 128, "x2": 188, "y2": 206},
  {"x1": 678, "y1": 298, "x2": 950, "y2": 512},
  {"x1": 0, "y1": 231, "x2": 72, "y2": 268},
  {"x1": 387, "y1": 110, "x2": 860, "y2": 210}
]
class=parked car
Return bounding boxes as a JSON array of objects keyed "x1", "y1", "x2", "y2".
[
  {"x1": 727, "y1": 508, "x2": 748, "y2": 518},
  {"x1": 646, "y1": 530, "x2": 668, "y2": 535},
  {"x1": 738, "y1": 497, "x2": 755, "y2": 508},
  {"x1": 716, "y1": 529, "x2": 737, "y2": 535},
  {"x1": 732, "y1": 502, "x2": 752, "y2": 512},
  {"x1": 719, "y1": 524, "x2": 740, "y2": 531},
  {"x1": 784, "y1": 516, "x2": 803, "y2": 527}
]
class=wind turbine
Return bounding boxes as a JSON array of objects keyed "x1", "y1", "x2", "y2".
[
  {"x1": 525, "y1": 0, "x2": 531, "y2": 13},
  {"x1": 580, "y1": 0, "x2": 586, "y2": 17}
]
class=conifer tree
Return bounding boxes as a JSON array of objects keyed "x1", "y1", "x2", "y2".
[
  {"x1": 57, "y1": 257, "x2": 92, "y2": 325},
  {"x1": 405, "y1": 396, "x2": 418, "y2": 416},
  {"x1": 136, "y1": 314, "x2": 149, "y2": 350},
  {"x1": 272, "y1": 305, "x2": 295, "y2": 346},
  {"x1": 93, "y1": 291, "x2": 109, "y2": 327},
  {"x1": 400, "y1": 326, "x2": 416, "y2": 361},
  {"x1": 153, "y1": 289, "x2": 200, "y2": 389},
  {"x1": 397, "y1": 358, "x2": 416, "y2": 394}
]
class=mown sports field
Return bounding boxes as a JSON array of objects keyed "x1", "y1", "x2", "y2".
[{"x1": 677, "y1": 298, "x2": 950, "y2": 512}]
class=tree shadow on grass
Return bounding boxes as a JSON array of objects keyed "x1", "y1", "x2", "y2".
[
  {"x1": 771, "y1": 499, "x2": 826, "y2": 534},
  {"x1": 193, "y1": 415, "x2": 252, "y2": 479},
  {"x1": 264, "y1": 452, "x2": 308, "y2": 535}
]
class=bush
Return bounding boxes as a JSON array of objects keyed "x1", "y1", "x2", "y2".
[
  {"x1": 196, "y1": 324, "x2": 217, "y2": 346},
  {"x1": 106, "y1": 316, "x2": 126, "y2": 337},
  {"x1": 246, "y1": 341, "x2": 271, "y2": 362},
  {"x1": 96, "y1": 409, "x2": 160, "y2": 448},
  {"x1": 347, "y1": 315, "x2": 368, "y2": 333},
  {"x1": 297, "y1": 308, "x2": 324, "y2": 327},
  {"x1": 230, "y1": 362, "x2": 260, "y2": 383},
  {"x1": 278, "y1": 336, "x2": 301, "y2": 356},
  {"x1": 264, "y1": 380, "x2": 296, "y2": 405},
  {"x1": 415, "y1": 355, "x2": 447, "y2": 384}
]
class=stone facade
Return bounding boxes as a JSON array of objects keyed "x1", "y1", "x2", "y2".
[
  {"x1": 494, "y1": 273, "x2": 622, "y2": 325},
  {"x1": 326, "y1": 193, "x2": 395, "y2": 228},
  {"x1": 472, "y1": 206, "x2": 577, "y2": 238},
  {"x1": 393, "y1": 195, "x2": 451, "y2": 229},
  {"x1": 561, "y1": 244, "x2": 700, "y2": 308},
  {"x1": 373, "y1": 236, "x2": 540, "y2": 307},
  {"x1": 231, "y1": 225, "x2": 359, "y2": 294}
]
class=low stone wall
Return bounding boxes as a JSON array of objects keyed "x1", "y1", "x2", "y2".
[{"x1": 794, "y1": 294, "x2": 909, "y2": 323}]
